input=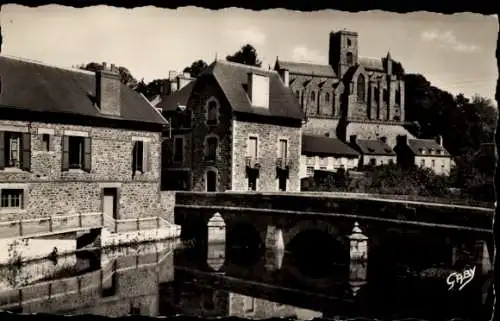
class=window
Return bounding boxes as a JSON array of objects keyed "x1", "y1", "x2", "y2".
[
  {"x1": 395, "y1": 89, "x2": 401, "y2": 105},
  {"x1": 132, "y1": 140, "x2": 150, "y2": 174},
  {"x1": 248, "y1": 175, "x2": 257, "y2": 191},
  {"x1": 431, "y1": 159, "x2": 436, "y2": 168},
  {"x1": 388, "y1": 159, "x2": 395, "y2": 165},
  {"x1": 181, "y1": 110, "x2": 192, "y2": 128},
  {"x1": 173, "y1": 137, "x2": 183, "y2": 162},
  {"x1": 206, "y1": 137, "x2": 218, "y2": 161},
  {"x1": 441, "y1": 161, "x2": 445, "y2": 171},
  {"x1": 69, "y1": 136, "x2": 84, "y2": 169},
  {"x1": 1, "y1": 189, "x2": 24, "y2": 209},
  {"x1": 369, "y1": 158, "x2": 377, "y2": 166},
  {"x1": 42, "y1": 134, "x2": 50, "y2": 151},
  {"x1": 421, "y1": 159, "x2": 426, "y2": 167},
  {"x1": 1, "y1": 131, "x2": 31, "y2": 171},
  {"x1": 346, "y1": 52, "x2": 353, "y2": 65},
  {"x1": 247, "y1": 137, "x2": 258, "y2": 160},
  {"x1": 278, "y1": 139, "x2": 287, "y2": 163},
  {"x1": 331, "y1": 94, "x2": 336, "y2": 116},
  {"x1": 244, "y1": 298, "x2": 255, "y2": 313},
  {"x1": 319, "y1": 157, "x2": 328, "y2": 167},
  {"x1": 306, "y1": 166, "x2": 314, "y2": 177},
  {"x1": 325, "y1": 92, "x2": 330, "y2": 103},
  {"x1": 347, "y1": 38, "x2": 352, "y2": 47},
  {"x1": 374, "y1": 88, "x2": 380, "y2": 104},
  {"x1": 207, "y1": 100, "x2": 218, "y2": 125},
  {"x1": 62, "y1": 135, "x2": 90, "y2": 172},
  {"x1": 295, "y1": 90, "x2": 300, "y2": 99},
  {"x1": 357, "y1": 74, "x2": 366, "y2": 102},
  {"x1": 278, "y1": 176, "x2": 287, "y2": 192},
  {"x1": 383, "y1": 89, "x2": 388, "y2": 102},
  {"x1": 310, "y1": 91, "x2": 316, "y2": 102}
]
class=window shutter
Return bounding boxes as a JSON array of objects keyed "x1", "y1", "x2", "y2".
[
  {"x1": 83, "y1": 137, "x2": 92, "y2": 172},
  {"x1": 62, "y1": 136, "x2": 70, "y2": 171},
  {"x1": 143, "y1": 141, "x2": 151, "y2": 172},
  {"x1": 0, "y1": 131, "x2": 5, "y2": 170},
  {"x1": 21, "y1": 133, "x2": 31, "y2": 171}
]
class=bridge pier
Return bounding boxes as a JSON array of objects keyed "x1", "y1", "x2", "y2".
[
  {"x1": 207, "y1": 213, "x2": 226, "y2": 244},
  {"x1": 452, "y1": 239, "x2": 492, "y2": 275},
  {"x1": 264, "y1": 249, "x2": 284, "y2": 271},
  {"x1": 349, "y1": 260, "x2": 368, "y2": 297},
  {"x1": 347, "y1": 222, "x2": 368, "y2": 262},
  {"x1": 264, "y1": 225, "x2": 285, "y2": 251}
]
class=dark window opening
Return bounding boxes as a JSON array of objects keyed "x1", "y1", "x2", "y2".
[
  {"x1": 207, "y1": 101, "x2": 218, "y2": 125},
  {"x1": 278, "y1": 176, "x2": 287, "y2": 192},
  {"x1": 357, "y1": 74, "x2": 366, "y2": 102},
  {"x1": 310, "y1": 91, "x2": 316, "y2": 101},
  {"x1": 42, "y1": 134, "x2": 50, "y2": 151},
  {"x1": 369, "y1": 158, "x2": 377, "y2": 166},
  {"x1": 325, "y1": 92, "x2": 330, "y2": 103},
  {"x1": 69, "y1": 136, "x2": 85, "y2": 169},
  {"x1": 132, "y1": 141, "x2": 144, "y2": 172},
  {"x1": 173, "y1": 137, "x2": 183, "y2": 162},
  {"x1": 1, "y1": 189, "x2": 24, "y2": 209},
  {"x1": 206, "y1": 137, "x2": 217, "y2": 161},
  {"x1": 206, "y1": 170, "x2": 217, "y2": 192},
  {"x1": 346, "y1": 52, "x2": 353, "y2": 65}
]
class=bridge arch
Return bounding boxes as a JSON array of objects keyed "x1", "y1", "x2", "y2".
[{"x1": 283, "y1": 219, "x2": 343, "y2": 249}]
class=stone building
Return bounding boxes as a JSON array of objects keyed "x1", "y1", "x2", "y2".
[
  {"x1": 274, "y1": 29, "x2": 416, "y2": 150},
  {"x1": 349, "y1": 135, "x2": 397, "y2": 168},
  {"x1": 395, "y1": 135, "x2": 453, "y2": 176},
  {"x1": 300, "y1": 134, "x2": 360, "y2": 178},
  {"x1": 0, "y1": 56, "x2": 167, "y2": 222},
  {"x1": 158, "y1": 60, "x2": 303, "y2": 193}
]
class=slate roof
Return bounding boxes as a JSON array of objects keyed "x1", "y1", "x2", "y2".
[
  {"x1": 359, "y1": 57, "x2": 385, "y2": 72},
  {"x1": 355, "y1": 139, "x2": 396, "y2": 156},
  {"x1": 0, "y1": 55, "x2": 167, "y2": 126},
  {"x1": 157, "y1": 80, "x2": 195, "y2": 112},
  {"x1": 160, "y1": 60, "x2": 303, "y2": 121},
  {"x1": 275, "y1": 59, "x2": 337, "y2": 78},
  {"x1": 408, "y1": 139, "x2": 450, "y2": 157},
  {"x1": 302, "y1": 135, "x2": 360, "y2": 157}
]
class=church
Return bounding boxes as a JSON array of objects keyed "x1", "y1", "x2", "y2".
[{"x1": 274, "y1": 29, "x2": 415, "y2": 151}]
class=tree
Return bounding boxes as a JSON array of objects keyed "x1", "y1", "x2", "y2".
[
  {"x1": 135, "y1": 79, "x2": 165, "y2": 101},
  {"x1": 78, "y1": 62, "x2": 138, "y2": 88},
  {"x1": 183, "y1": 59, "x2": 208, "y2": 78},
  {"x1": 226, "y1": 44, "x2": 262, "y2": 67}
]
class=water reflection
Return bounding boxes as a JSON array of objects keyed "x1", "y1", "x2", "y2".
[{"x1": 0, "y1": 238, "x2": 493, "y2": 321}]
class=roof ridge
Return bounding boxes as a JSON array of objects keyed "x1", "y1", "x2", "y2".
[
  {"x1": 280, "y1": 59, "x2": 331, "y2": 67},
  {"x1": 0, "y1": 54, "x2": 94, "y2": 76},
  {"x1": 216, "y1": 59, "x2": 278, "y2": 75}
]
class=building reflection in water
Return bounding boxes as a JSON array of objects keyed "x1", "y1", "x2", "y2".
[{"x1": 0, "y1": 235, "x2": 493, "y2": 321}]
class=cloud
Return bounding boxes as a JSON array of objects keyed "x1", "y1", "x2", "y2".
[
  {"x1": 226, "y1": 27, "x2": 267, "y2": 46},
  {"x1": 291, "y1": 46, "x2": 327, "y2": 64},
  {"x1": 420, "y1": 30, "x2": 479, "y2": 53}
]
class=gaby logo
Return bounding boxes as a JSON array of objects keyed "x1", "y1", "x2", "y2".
[{"x1": 446, "y1": 266, "x2": 476, "y2": 291}]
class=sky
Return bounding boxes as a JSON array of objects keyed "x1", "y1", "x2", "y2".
[{"x1": 1, "y1": 5, "x2": 498, "y2": 101}]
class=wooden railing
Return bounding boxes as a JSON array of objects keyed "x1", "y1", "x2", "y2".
[
  {"x1": 0, "y1": 213, "x2": 177, "y2": 240},
  {"x1": 0, "y1": 248, "x2": 174, "y2": 309}
]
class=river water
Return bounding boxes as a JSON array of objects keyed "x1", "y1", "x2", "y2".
[{"x1": 0, "y1": 239, "x2": 493, "y2": 321}]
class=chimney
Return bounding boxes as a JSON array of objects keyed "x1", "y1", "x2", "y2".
[
  {"x1": 96, "y1": 66, "x2": 122, "y2": 117},
  {"x1": 436, "y1": 135, "x2": 443, "y2": 147},
  {"x1": 168, "y1": 70, "x2": 177, "y2": 81},
  {"x1": 247, "y1": 72, "x2": 270, "y2": 108},
  {"x1": 349, "y1": 135, "x2": 357, "y2": 145},
  {"x1": 177, "y1": 74, "x2": 193, "y2": 91}
]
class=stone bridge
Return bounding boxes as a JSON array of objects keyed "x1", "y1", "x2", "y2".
[{"x1": 174, "y1": 192, "x2": 494, "y2": 273}]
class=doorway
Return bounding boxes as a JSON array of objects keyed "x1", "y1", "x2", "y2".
[
  {"x1": 206, "y1": 170, "x2": 217, "y2": 192},
  {"x1": 102, "y1": 188, "x2": 118, "y2": 219}
]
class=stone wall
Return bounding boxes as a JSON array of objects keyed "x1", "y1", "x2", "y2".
[
  {"x1": 346, "y1": 122, "x2": 415, "y2": 149},
  {"x1": 160, "y1": 191, "x2": 176, "y2": 223},
  {"x1": 188, "y1": 78, "x2": 233, "y2": 192},
  {"x1": 228, "y1": 293, "x2": 297, "y2": 319},
  {"x1": 0, "y1": 120, "x2": 163, "y2": 221},
  {"x1": 231, "y1": 120, "x2": 302, "y2": 192},
  {"x1": 302, "y1": 118, "x2": 340, "y2": 138},
  {"x1": 288, "y1": 74, "x2": 340, "y2": 118}
]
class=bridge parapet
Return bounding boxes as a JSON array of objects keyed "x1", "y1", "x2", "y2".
[{"x1": 174, "y1": 192, "x2": 494, "y2": 233}]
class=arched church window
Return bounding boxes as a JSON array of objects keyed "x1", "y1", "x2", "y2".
[
  {"x1": 357, "y1": 74, "x2": 366, "y2": 102},
  {"x1": 325, "y1": 92, "x2": 330, "y2": 103},
  {"x1": 383, "y1": 89, "x2": 388, "y2": 102},
  {"x1": 346, "y1": 52, "x2": 353, "y2": 65},
  {"x1": 347, "y1": 38, "x2": 352, "y2": 47},
  {"x1": 295, "y1": 90, "x2": 300, "y2": 99},
  {"x1": 395, "y1": 89, "x2": 401, "y2": 105},
  {"x1": 311, "y1": 91, "x2": 316, "y2": 101},
  {"x1": 374, "y1": 87, "x2": 380, "y2": 105}
]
